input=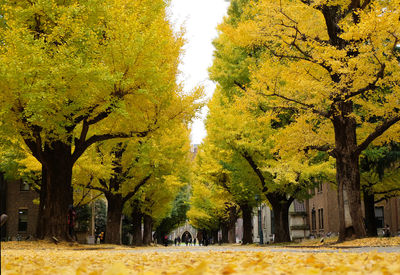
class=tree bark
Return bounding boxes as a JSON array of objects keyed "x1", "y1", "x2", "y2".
[
  {"x1": 131, "y1": 203, "x2": 143, "y2": 246},
  {"x1": 269, "y1": 194, "x2": 292, "y2": 243},
  {"x1": 240, "y1": 204, "x2": 253, "y2": 244},
  {"x1": 333, "y1": 104, "x2": 366, "y2": 240},
  {"x1": 221, "y1": 224, "x2": 229, "y2": 243},
  {"x1": 143, "y1": 214, "x2": 153, "y2": 245},
  {"x1": 36, "y1": 165, "x2": 48, "y2": 239},
  {"x1": 227, "y1": 206, "x2": 237, "y2": 243},
  {"x1": 337, "y1": 179, "x2": 347, "y2": 242},
  {"x1": 228, "y1": 224, "x2": 236, "y2": 243},
  {"x1": 39, "y1": 141, "x2": 74, "y2": 241},
  {"x1": 363, "y1": 190, "x2": 377, "y2": 237},
  {"x1": 221, "y1": 205, "x2": 238, "y2": 243},
  {"x1": 105, "y1": 193, "x2": 123, "y2": 244},
  {"x1": 212, "y1": 229, "x2": 219, "y2": 244}
]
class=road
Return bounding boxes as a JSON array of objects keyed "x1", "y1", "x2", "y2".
[{"x1": 108, "y1": 245, "x2": 400, "y2": 254}]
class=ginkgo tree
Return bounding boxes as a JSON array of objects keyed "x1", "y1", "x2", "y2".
[
  {"x1": 74, "y1": 122, "x2": 195, "y2": 244},
  {"x1": 188, "y1": 141, "x2": 242, "y2": 243},
  {"x1": 0, "y1": 0, "x2": 200, "y2": 240},
  {"x1": 209, "y1": 0, "x2": 332, "y2": 241},
  {"x1": 204, "y1": 86, "x2": 330, "y2": 242},
  {"x1": 225, "y1": 0, "x2": 400, "y2": 241},
  {"x1": 122, "y1": 124, "x2": 193, "y2": 246}
]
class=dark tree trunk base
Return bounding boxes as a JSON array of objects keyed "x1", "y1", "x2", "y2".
[
  {"x1": 269, "y1": 195, "x2": 292, "y2": 243},
  {"x1": 143, "y1": 214, "x2": 152, "y2": 245},
  {"x1": 105, "y1": 194, "x2": 123, "y2": 244},
  {"x1": 131, "y1": 203, "x2": 143, "y2": 246},
  {"x1": 241, "y1": 204, "x2": 253, "y2": 244}
]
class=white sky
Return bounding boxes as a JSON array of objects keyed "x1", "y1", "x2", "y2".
[{"x1": 167, "y1": 0, "x2": 230, "y2": 145}]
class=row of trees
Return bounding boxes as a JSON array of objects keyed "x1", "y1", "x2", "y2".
[
  {"x1": 0, "y1": 0, "x2": 200, "y2": 244},
  {"x1": 189, "y1": 0, "x2": 400, "y2": 243}
]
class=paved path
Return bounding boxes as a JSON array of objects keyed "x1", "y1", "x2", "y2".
[{"x1": 108, "y1": 245, "x2": 400, "y2": 254}]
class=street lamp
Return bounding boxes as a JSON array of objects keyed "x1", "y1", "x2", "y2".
[{"x1": 255, "y1": 194, "x2": 263, "y2": 245}]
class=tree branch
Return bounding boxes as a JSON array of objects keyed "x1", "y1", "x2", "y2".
[
  {"x1": 78, "y1": 184, "x2": 108, "y2": 194},
  {"x1": 122, "y1": 174, "x2": 152, "y2": 203},
  {"x1": 240, "y1": 151, "x2": 268, "y2": 193},
  {"x1": 259, "y1": 92, "x2": 331, "y2": 118},
  {"x1": 344, "y1": 63, "x2": 385, "y2": 100},
  {"x1": 356, "y1": 116, "x2": 400, "y2": 155},
  {"x1": 374, "y1": 187, "x2": 400, "y2": 195},
  {"x1": 304, "y1": 145, "x2": 337, "y2": 158},
  {"x1": 71, "y1": 130, "x2": 149, "y2": 164},
  {"x1": 234, "y1": 81, "x2": 247, "y2": 92}
]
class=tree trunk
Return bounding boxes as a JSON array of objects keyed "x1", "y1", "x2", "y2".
[
  {"x1": 228, "y1": 205, "x2": 238, "y2": 243},
  {"x1": 269, "y1": 195, "x2": 292, "y2": 243},
  {"x1": 222, "y1": 205, "x2": 238, "y2": 244},
  {"x1": 337, "y1": 179, "x2": 347, "y2": 242},
  {"x1": 221, "y1": 224, "x2": 229, "y2": 243},
  {"x1": 228, "y1": 224, "x2": 236, "y2": 243},
  {"x1": 36, "y1": 165, "x2": 48, "y2": 239},
  {"x1": 363, "y1": 190, "x2": 377, "y2": 237},
  {"x1": 212, "y1": 229, "x2": 219, "y2": 244},
  {"x1": 131, "y1": 203, "x2": 143, "y2": 246},
  {"x1": 40, "y1": 141, "x2": 74, "y2": 241},
  {"x1": 143, "y1": 214, "x2": 153, "y2": 245},
  {"x1": 333, "y1": 107, "x2": 366, "y2": 240},
  {"x1": 105, "y1": 193, "x2": 123, "y2": 244},
  {"x1": 240, "y1": 204, "x2": 253, "y2": 244}
]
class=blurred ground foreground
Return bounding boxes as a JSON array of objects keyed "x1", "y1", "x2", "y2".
[{"x1": 2, "y1": 238, "x2": 400, "y2": 274}]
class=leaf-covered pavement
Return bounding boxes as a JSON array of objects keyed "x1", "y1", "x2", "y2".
[{"x1": 2, "y1": 241, "x2": 400, "y2": 274}]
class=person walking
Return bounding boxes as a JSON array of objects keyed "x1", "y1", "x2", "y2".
[{"x1": 67, "y1": 205, "x2": 77, "y2": 241}]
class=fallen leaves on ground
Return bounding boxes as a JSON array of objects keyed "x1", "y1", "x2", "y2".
[
  {"x1": 2, "y1": 243, "x2": 400, "y2": 274},
  {"x1": 292, "y1": 237, "x2": 400, "y2": 247}
]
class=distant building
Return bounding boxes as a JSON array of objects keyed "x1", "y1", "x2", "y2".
[
  {"x1": 190, "y1": 144, "x2": 199, "y2": 160},
  {"x1": 0, "y1": 174, "x2": 39, "y2": 241},
  {"x1": 306, "y1": 182, "x2": 400, "y2": 237}
]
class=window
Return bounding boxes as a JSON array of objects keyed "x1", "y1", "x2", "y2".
[
  {"x1": 310, "y1": 188, "x2": 315, "y2": 196},
  {"x1": 318, "y1": 208, "x2": 324, "y2": 229},
  {"x1": 18, "y1": 209, "x2": 28, "y2": 232},
  {"x1": 20, "y1": 181, "x2": 30, "y2": 191},
  {"x1": 375, "y1": 207, "x2": 384, "y2": 228},
  {"x1": 294, "y1": 200, "x2": 306, "y2": 212},
  {"x1": 311, "y1": 208, "x2": 316, "y2": 230},
  {"x1": 317, "y1": 183, "x2": 323, "y2": 193}
]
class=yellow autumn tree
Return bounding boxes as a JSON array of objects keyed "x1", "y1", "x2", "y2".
[
  {"x1": 73, "y1": 120, "x2": 196, "y2": 244},
  {"x1": 0, "y1": 0, "x2": 201, "y2": 240},
  {"x1": 224, "y1": 0, "x2": 400, "y2": 241},
  {"x1": 188, "y1": 141, "x2": 241, "y2": 243}
]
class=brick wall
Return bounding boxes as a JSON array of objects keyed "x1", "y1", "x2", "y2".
[
  {"x1": 307, "y1": 182, "x2": 340, "y2": 236},
  {"x1": 5, "y1": 179, "x2": 39, "y2": 239}
]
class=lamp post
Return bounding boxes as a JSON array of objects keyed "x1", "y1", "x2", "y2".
[{"x1": 255, "y1": 194, "x2": 263, "y2": 245}]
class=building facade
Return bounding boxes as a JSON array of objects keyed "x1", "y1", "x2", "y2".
[
  {"x1": 0, "y1": 175, "x2": 39, "y2": 241},
  {"x1": 306, "y1": 182, "x2": 400, "y2": 237}
]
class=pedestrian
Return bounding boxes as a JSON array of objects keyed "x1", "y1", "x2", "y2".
[
  {"x1": 174, "y1": 237, "x2": 177, "y2": 246},
  {"x1": 1, "y1": 214, "x2": 8, "y2": 227},
  {"x1": 384, "y1": 224, "x2": 391, "y2": 237},
  {"x1": 197, "y1": 231, "x2": 203, "y2": 246},
  {"x1": 164, "y1": 235, "x2": 168, "y2": 246},
  {"x1": 177, "y1": 236, "x2": 181, "y2": 246},
  {"x1": 67, "y1": 205, "x2": 77, "y2": 241},
  {"x1": 193, "y1": 238, "x2": 197, "y2": 246}
]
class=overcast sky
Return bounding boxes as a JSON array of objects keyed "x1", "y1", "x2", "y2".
[{"x1": 167, "y1": 0, "x2": 230, "y2": 145}]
